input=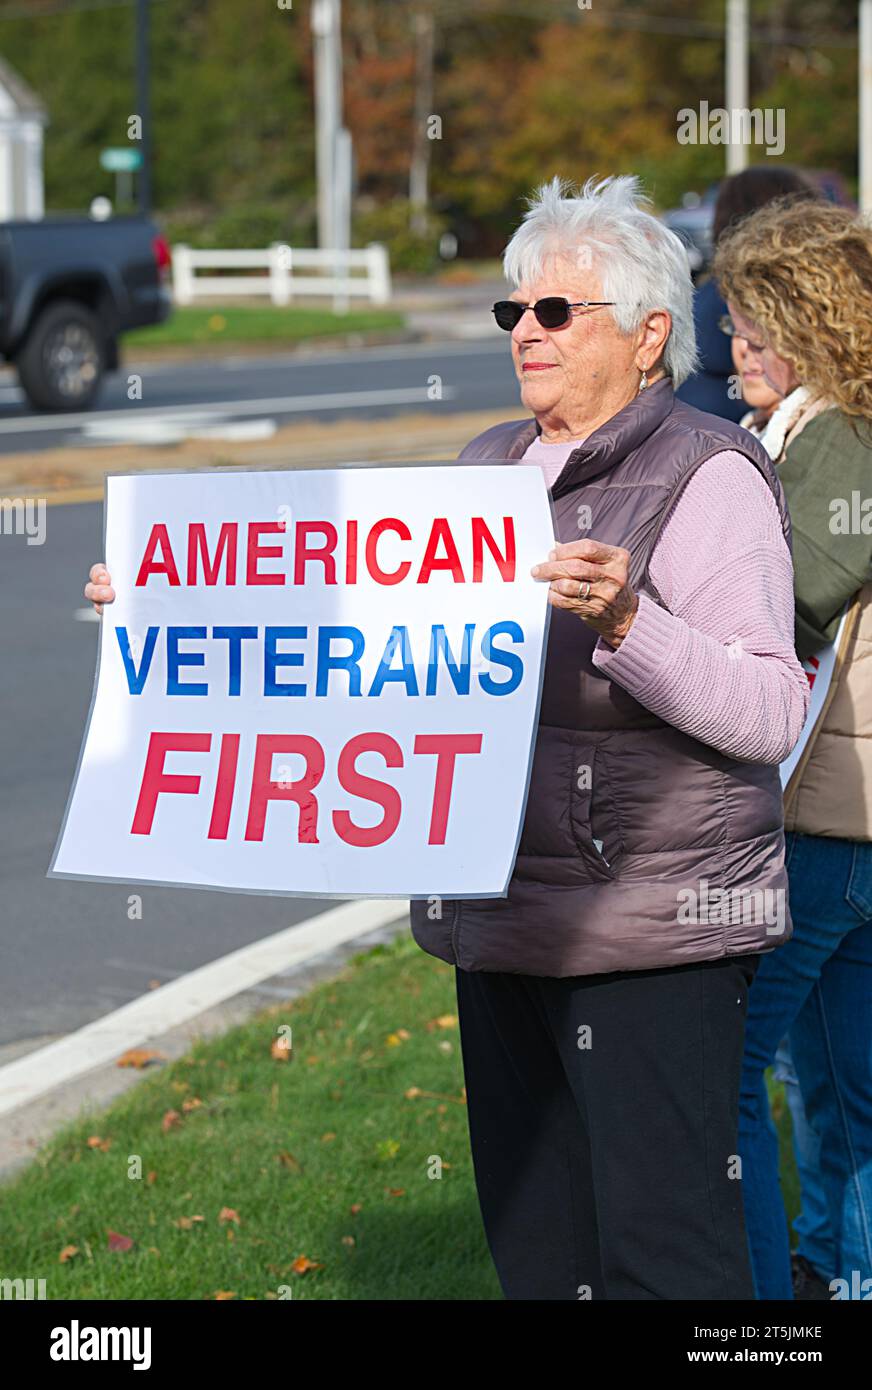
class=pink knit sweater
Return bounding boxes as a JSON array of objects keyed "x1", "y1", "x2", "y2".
[{"x1": 522, "y1": 435, "x2": 809, "y2": 764}]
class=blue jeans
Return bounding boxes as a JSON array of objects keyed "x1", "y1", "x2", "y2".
[
  {"x1": 773, "y1": 1036, "x2": 837, "y2": 1284},
  {"x1": 739, "y1": 832, "x2": 872, "y2": 1299}
]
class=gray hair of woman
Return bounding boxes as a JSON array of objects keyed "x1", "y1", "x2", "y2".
[{"x1": 501, "y1": 173, "x2": 700, "y2": 387}]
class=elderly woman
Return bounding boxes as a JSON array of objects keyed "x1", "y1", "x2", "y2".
[
  {"x1": 410, "y1": 174, "x2": 810, "y2": 1301},
  {"x1": 714, "y1": 198, "x2": 872, "y2": 1302},
  {"x1": 86, "y1": 176, "x2": 810, "y2": 1302}
]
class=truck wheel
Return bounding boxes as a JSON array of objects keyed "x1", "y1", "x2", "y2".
[{"x1": 15, "y1": 300, "x2": 106, "y2": 412}]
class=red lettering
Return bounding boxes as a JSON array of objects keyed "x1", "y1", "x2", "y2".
[
  {"x1": 245, "y1": 734, "x2": 324, "y2": 842},
  {"x1": 417, "y1": 518, "x2": 465, "y2": 583},
  {"x1": 207, "y1": 733, "x2": 240, "y2": 839},
  {"x1": 135, "y1": 524, "x2": 181, "y2": 587},
  {"x1": 471, "y1": 515, "x2": 515, "y2": 582},
  {"x1": 413, "y1": 733, "x2": 483, "y2": 844},
  {"x1": 246, "y1": 521, "x2": 285, "y2": 585},
  {"x1": 132, "y1": 732, "x2": 211, "y2": 834},
  {"x1": 333, "y1": 733, "x2": 403, "y2": 847},
  {"x1": 366, "y1": 517, "x2": 411, "y2": 585},
  {"x1": 294, "y1": 520, "x2": 338, "y2": 585},
  {"x1": 187, "y1": 522, "x2": 238, "y2": 586}
]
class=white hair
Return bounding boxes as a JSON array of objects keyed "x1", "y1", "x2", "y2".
[{"x1": 502, "y1": 174, "x2": 699, "y2": 387}]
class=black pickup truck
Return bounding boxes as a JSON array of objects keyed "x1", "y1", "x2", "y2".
[{"x1": 0, "y1": 216, "x2": 171, "y2": 411}]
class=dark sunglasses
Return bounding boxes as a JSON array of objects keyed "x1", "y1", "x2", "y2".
[{"x1": 492, "y1": 297, "x2": 616, "y2": 331}]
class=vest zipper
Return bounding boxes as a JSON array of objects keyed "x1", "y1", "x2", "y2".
[{"x1": 449, "y1": 900, "x2": 460, "y2": 965}]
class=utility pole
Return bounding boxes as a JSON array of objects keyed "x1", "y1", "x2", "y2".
[
  {"x1": 311, "y1": 0, "x2": 351, "y2": 256},
  {"x1": 409, "y1": 4, "x2": 435, "y2": 236},
  {"x1": 135, "y1": 0, "x2": 152, "y2": 214},
  {"x1": 725, "y1": 0, "x2": 749, "y2": 175},
  {"x1": 861, "y1": 0, "x2": 872, "y2": 212}
]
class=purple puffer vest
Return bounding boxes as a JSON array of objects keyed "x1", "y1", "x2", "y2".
[{"x1": 410, "y1": 379, "x2": 795, "y2": 976}]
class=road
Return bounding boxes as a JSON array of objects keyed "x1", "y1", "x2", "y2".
[
  {"x1": 0, "y1": 338, "x2": 517, "y2": 455},
  {"x1": 0, "y1": 337, "x2": 522, "y2": 1050}
]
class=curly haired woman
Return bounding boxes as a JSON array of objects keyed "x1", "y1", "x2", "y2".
[{"x1": 715, "y1": 199, "x2": 872, "y2": 1301}]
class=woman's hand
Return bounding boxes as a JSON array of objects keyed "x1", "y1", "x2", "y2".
[
  {"x1": 531, "y1": 539, "x2": 639, "y2": 649},
  {"x1": 84, "y1": 562, "x2": 115, "y2": 616}
]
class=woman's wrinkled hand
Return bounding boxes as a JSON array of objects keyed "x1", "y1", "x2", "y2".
[
  {"x1": 531, "y1": 539, "x2": 639, "y2": 649},
  {"x1": 84, "y1": 562, "x2": 115, "y2": 616}
]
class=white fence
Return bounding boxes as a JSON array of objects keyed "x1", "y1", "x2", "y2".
[{"x1": 171, "y1": 242, "x2": 391, "y2": 311}]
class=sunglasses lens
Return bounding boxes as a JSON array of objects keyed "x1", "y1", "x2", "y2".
[
  {"x1": 535, "y1": 297, "x2": 571, "y2": 328},
  {"x1": 493, "y1": 302, "x2": 522, "y2": 330}
]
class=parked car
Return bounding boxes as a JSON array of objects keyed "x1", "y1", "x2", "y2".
[
  {"x1": 661, "y1": 169, "x2": 856, "y2": 276},
  {"x1": 0, "y1": 215, "x2": 171, "y2": 411}
]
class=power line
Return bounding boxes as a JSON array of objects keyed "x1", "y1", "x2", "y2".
[{"x1": 427, "y1": 0, "x2": 859, "y2": 49}]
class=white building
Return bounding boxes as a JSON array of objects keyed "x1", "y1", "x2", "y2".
[{"x1": 0, "y1": 55, "x2": 47, "y2": 220}]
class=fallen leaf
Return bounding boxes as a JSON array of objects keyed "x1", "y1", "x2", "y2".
[
  {"x1": 107, "y1": 1230, "x2": 134, "y2": 1252},
  {"x1": 405, "y1": 1087, "x2": 422, "y2": 1100},
  {"x1": 341, "y1": 1235, "x2": 355, "y2": 1247},
  {"x1": 147, "y1": 1171, "x2": 158, "y2": 1185},
  {"x1": 218, "y1": 1207, "x2": 240, "y2": 1225},
  {"x1": 181, "y1": 1097, "x2": 203, "y2": 1113},
  {"x1": 276, "y1": 1151, "x2": 302, "y2": 1172},
  {"x1": 386, "y1": 1188, "x2": 406, "y2": 1198},
  {"x1": 58, "y1": 1245, "x2": 79, "y2": 1264},
  {"x1": 161, "y1": 1109, "x2": 182, "y2": 1133},
  {"x1": 430, "y1": 1014, "x2": 458, "y2": 1031},
  {"x1": 350, "y1": 1203, "x2": 362, "y2": 1215},
  {"x1": 86, "y1": 1135, "x2": 112, "y2": 1151},
  {"x1": 214, "y1": 1291, "x2": 236, "y2": 1300},
  {"x1": 270, "y1": 1037, "x2": 290, "y2": 1062},
  {"x1": 291, "y1": 1255, "x2": 323, "y2": 1275},
  {"x1": 320, "y1": 1132, "x2": 336, "y2": 1143},
  {"x1": 173, "y1": 1215, "x2": 205, "y2": 1230},
  {"x1": 116, "y1": 1048, "x2": 165, "y2": 1069}
]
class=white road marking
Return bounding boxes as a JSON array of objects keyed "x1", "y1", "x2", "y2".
[
  {"x1": 0, "y1": 898, "x2": 409, "y2": 1116},
  {"x1": 79, "y1": 415, "x2": 279, "y2": 446},
  {"x1": 0, "y1": 385, "x2": 457, "y2": 436}
]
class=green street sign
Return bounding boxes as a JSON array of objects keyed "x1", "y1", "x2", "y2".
[{"x1": 99, "y1": 147, "x2": 143, "y2": 173}]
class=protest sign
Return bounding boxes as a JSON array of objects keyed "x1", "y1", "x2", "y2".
[{"x1": 50, "y1": 465, "x2": 553, "y2": 899}]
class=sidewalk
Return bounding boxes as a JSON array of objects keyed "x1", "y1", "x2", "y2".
[{"x1": 4, "y1": 406, "x2": 516, "y2": 503}]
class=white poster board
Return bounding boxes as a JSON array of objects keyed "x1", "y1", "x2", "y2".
[
  {"x1": 780, "y1": 605, "x2": 851, "y2": 790},
  {"x1": 50, "y1": 465, "x2": 554, "y2": 899}
]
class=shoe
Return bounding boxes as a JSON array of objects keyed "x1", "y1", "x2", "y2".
[{"x1": 791, "y1": 1253, "x2": 831, "y2": 1301}]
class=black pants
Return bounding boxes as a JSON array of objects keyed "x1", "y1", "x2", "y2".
[{"x1": 455, "y1": 952, "x2": 760, "y2": 1300}]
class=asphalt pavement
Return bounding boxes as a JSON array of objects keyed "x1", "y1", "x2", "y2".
[
  {"x1": 0, "y1": 333, "x2": 524, "y2": 1052},
  {"x1": 0, "y1": 342, "x2": 514, "y2": 454}
]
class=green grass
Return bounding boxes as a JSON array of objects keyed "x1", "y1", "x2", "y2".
[
  {"x1": 0, "y1": 936, "x2": 499, "y2": 1301},
  {"x1": 0, "y1": 935, "x2": 801, "y2": 1300},
  {"x1": 125, "y1": 304, "x2": 406, "y2": 349},
  {"x1": 769, "y1": 1073, "x2": 801, "y2": 1235}
]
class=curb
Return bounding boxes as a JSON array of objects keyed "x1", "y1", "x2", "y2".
[{"x1": 0, "y1": 903, "x2": 410, "y2": 1182}]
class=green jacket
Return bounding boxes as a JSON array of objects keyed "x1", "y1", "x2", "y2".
[{"x1": 779, "y1": 409, "x2": 872, "y2": 661}]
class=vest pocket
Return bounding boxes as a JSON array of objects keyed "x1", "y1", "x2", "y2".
[{"x1": 570, "y1": 742, "x2": 622, "y2": 880}]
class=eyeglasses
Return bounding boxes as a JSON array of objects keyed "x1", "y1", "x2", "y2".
[
  {"x1": 492, "y1": 297, "x2": 616, "y2": 331},
  {"x1": 718, "y1": 314, "x2": 765, "y2": 353}
]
